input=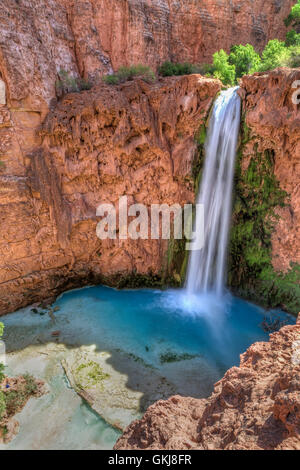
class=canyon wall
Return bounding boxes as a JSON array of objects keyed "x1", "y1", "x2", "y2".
[
  {"x1": 228, "y1": 68, "x2": 300, "y2": 314},
  {"x1": 240, "y1": 68, "x2": 300, "y2": 274},
  {"x1": 0, "y1": 0, "x2": 294, "y2": 109},
  {"x1": 115, "y1": 314, "x2": 300, "y2": 450},
  {"x1": 0, "y1": 75, "x2": 220, "y2": 314},
  {"x1": 0, "y1": 2, "x2": 299, "y2": 315}
]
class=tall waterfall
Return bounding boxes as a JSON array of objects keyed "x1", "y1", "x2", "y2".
[{"x1": 186, "y1": 87, "x2": 241, "y2": 296}]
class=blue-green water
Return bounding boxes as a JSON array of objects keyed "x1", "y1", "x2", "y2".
[
  {"x1": 1, "y1": 286, "x2": 295, "y2": 450},
  {"x1": 3, "y1": 286, "x2": 295, "y2": 374}
]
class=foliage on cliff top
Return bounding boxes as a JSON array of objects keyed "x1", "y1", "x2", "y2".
[
  {"x1": 56, "y1": 69, "x2": 92, "y2": 97},
  {"x1": 159, "y1": 3, "x2": 300, "y2": 85},
  {"x1": 158, "y1": 61, "x2": 213, "y2": 77},
  {"x1": 103, "y1": 65, "x2": 156, "y2": 85}
]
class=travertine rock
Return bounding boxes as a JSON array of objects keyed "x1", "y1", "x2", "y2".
[
  {"x1": 115, "y1": 315, "x2": 300, "y2": 450},
  {"x1": 0, "y1": 75, "x2": 220, "y2": 314},
  {"x1": 240, "y1": 68, "x2": 300, "y2": 273}
]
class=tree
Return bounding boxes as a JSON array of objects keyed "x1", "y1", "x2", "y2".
[
  {"x1": 259, "y1": 39, "x2": 286, "y2": 71},
  {"x1": 212, "y1": 50, "x2": 236, "y2": 85},
  {"x1": 286, "y1": 29, "x2": 300, "y2": 46},
  {"x1": 229, "y1": 44, "x2": 261, "y2": 79},
  {"x1": 285, "y1": 0, "x2": 300, "y2": 28}
]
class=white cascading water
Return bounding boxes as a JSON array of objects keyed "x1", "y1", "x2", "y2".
[{"x1": 186, "y1": 87, "x2": 241, "y2": 297}]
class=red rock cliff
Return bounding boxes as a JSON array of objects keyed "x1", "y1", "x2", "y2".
[
  {"x1": 114, "y1": 315, "x2": 300, "y2": 450},
  {"x1": 0, "y1": 75, "x2": 220, "y2": 314},
  {"x1": 240, "y1": 69, "x2": 300, "y2": 273},
  {"x1": 0, "y1": 0, "x2": 294, "y2": 109},
  {"x1": 0, "y1": 2, "x2": 298, "y2": 316}
]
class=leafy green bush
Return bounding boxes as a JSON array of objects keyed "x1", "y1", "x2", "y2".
[
  {"x1": 285, "y1": 0, "x2": 300, "y2": 27},
  {"x1": 158, "y1": 61, "x2": 216, "y2": 79},
  {"x1": 229, "y1": 44, "x2": 261, "y2": 79},
  {"x1": 279, "y1": 45, "x2": 300, "y2": 67},
  {"x1": 259, "y1": 39, "x2": 287, "y2": 72},
  {"x1": 285, "y1": 29, "x2": 300, "y2": 46},
  {"x1": 103, "y1": 65, "x2": 156, "y2": 85},
  {"x1": 55, "y1": 69, "x2": 92, "y2": 96},
  {"x1": 212, "y1": 50, "x2": 236, "y2": 85}
]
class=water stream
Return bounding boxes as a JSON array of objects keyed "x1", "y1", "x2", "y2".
[{"x1": 186, "y1": 87, "x2": 241, "y2": 295}]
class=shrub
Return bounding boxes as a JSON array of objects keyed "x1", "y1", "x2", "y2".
[
  {"x1": 55, "y1": 69, "x2": 92, "y2": 96},
  {"x1": 159, "y1": 61, "x2": 197, "y2": 76},
  {"x1": 285, "y1": 0, "x2": 300, "y2": 27},
  {"x1": 103, "y1": 64, "x2": 156, "y2": 85},
  {"x1": 259, "y1": 39, "x2": 286, "y2": 71},
  {"x1": 229, "y1": 44, "x2": 261, "y2": 79},
  {"x1": 212, "y1": 49, "x2": 236, "y2": 85},
  {"x1": 285, "y1": 29, "x2": 300, "y2": 47},
  {"x1": 279, "y1": 45, "x2": 300, "y2": 67}
]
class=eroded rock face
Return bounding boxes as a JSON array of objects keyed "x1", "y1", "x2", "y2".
[
  {"x1": 0, "y1": 0, "x2": 293, "y2": 109},
  {"x1": 240, "y1": 68, "x2": 300, "y2": 273},
  {"x1": 114, "y1": 315, "x2": 300, "y2": 450},
  {"x1": 0, "y1": 75, "x2": 220, "y2": 315}
]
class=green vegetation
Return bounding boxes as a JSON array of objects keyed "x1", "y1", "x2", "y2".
[
  {"x1": 75, "y1": 361, "x2": 110, "y2": 390},
  {"x1": 158, "y1": 61, "x2": 213, "y2": 77},
  {"x1": 212, "y1": 49, "x2": 236, "y2": 85},
  {"x1": 1, "y1": 374, "x2": 38, "y2": 420},
  {"x1": 228, "y1": 44, "x2": 261, "y2": 78},
  {"x1": 158, "y1": 3, "x2": 300, "y2": 85},
  {"x1": 55, "y1": 69, "x2": 92, "y2": 96},
  {"x1": 103, "y1": 65, "x2": 156, "y2": 85},
  {"x1": 229, "y1": 124, "x2": 300, "y2": 315},
  {"x1": 285, "y1": 0, "x2": 300, "y2": 27}
]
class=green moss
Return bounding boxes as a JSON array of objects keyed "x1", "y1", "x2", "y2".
[
  {"x1": 115, "y1": 272, "x2": 163, "y2": 289},
  {"x1": 2, "y1": 374, "x2": 38, "y2": 418},
  {"x1": 74, "y1": 361, "x2": 110, "y2": 390},
  {"x1": 229, "y1": 121, "x2": 300, "y2": 315}
]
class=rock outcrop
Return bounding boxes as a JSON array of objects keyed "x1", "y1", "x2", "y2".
[
  {"x1": 0, "y1": 75, "x2": 220, "y2": 314},
  {"x1": 115, "y1": 315, "x2": 300, "y2": 450}
]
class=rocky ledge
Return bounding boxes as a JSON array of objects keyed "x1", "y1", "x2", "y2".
[{"x1": 115, "y1": 315, "x2": 300, "y2": 450}]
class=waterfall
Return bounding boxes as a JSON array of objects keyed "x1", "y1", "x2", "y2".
[{"x1": 186, "y1": 87, "x2": 241, "y2": 296}]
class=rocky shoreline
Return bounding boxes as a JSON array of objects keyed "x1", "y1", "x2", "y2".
[{"x1": 115, "y1": 314, "x2": 300, "y2": 450}]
